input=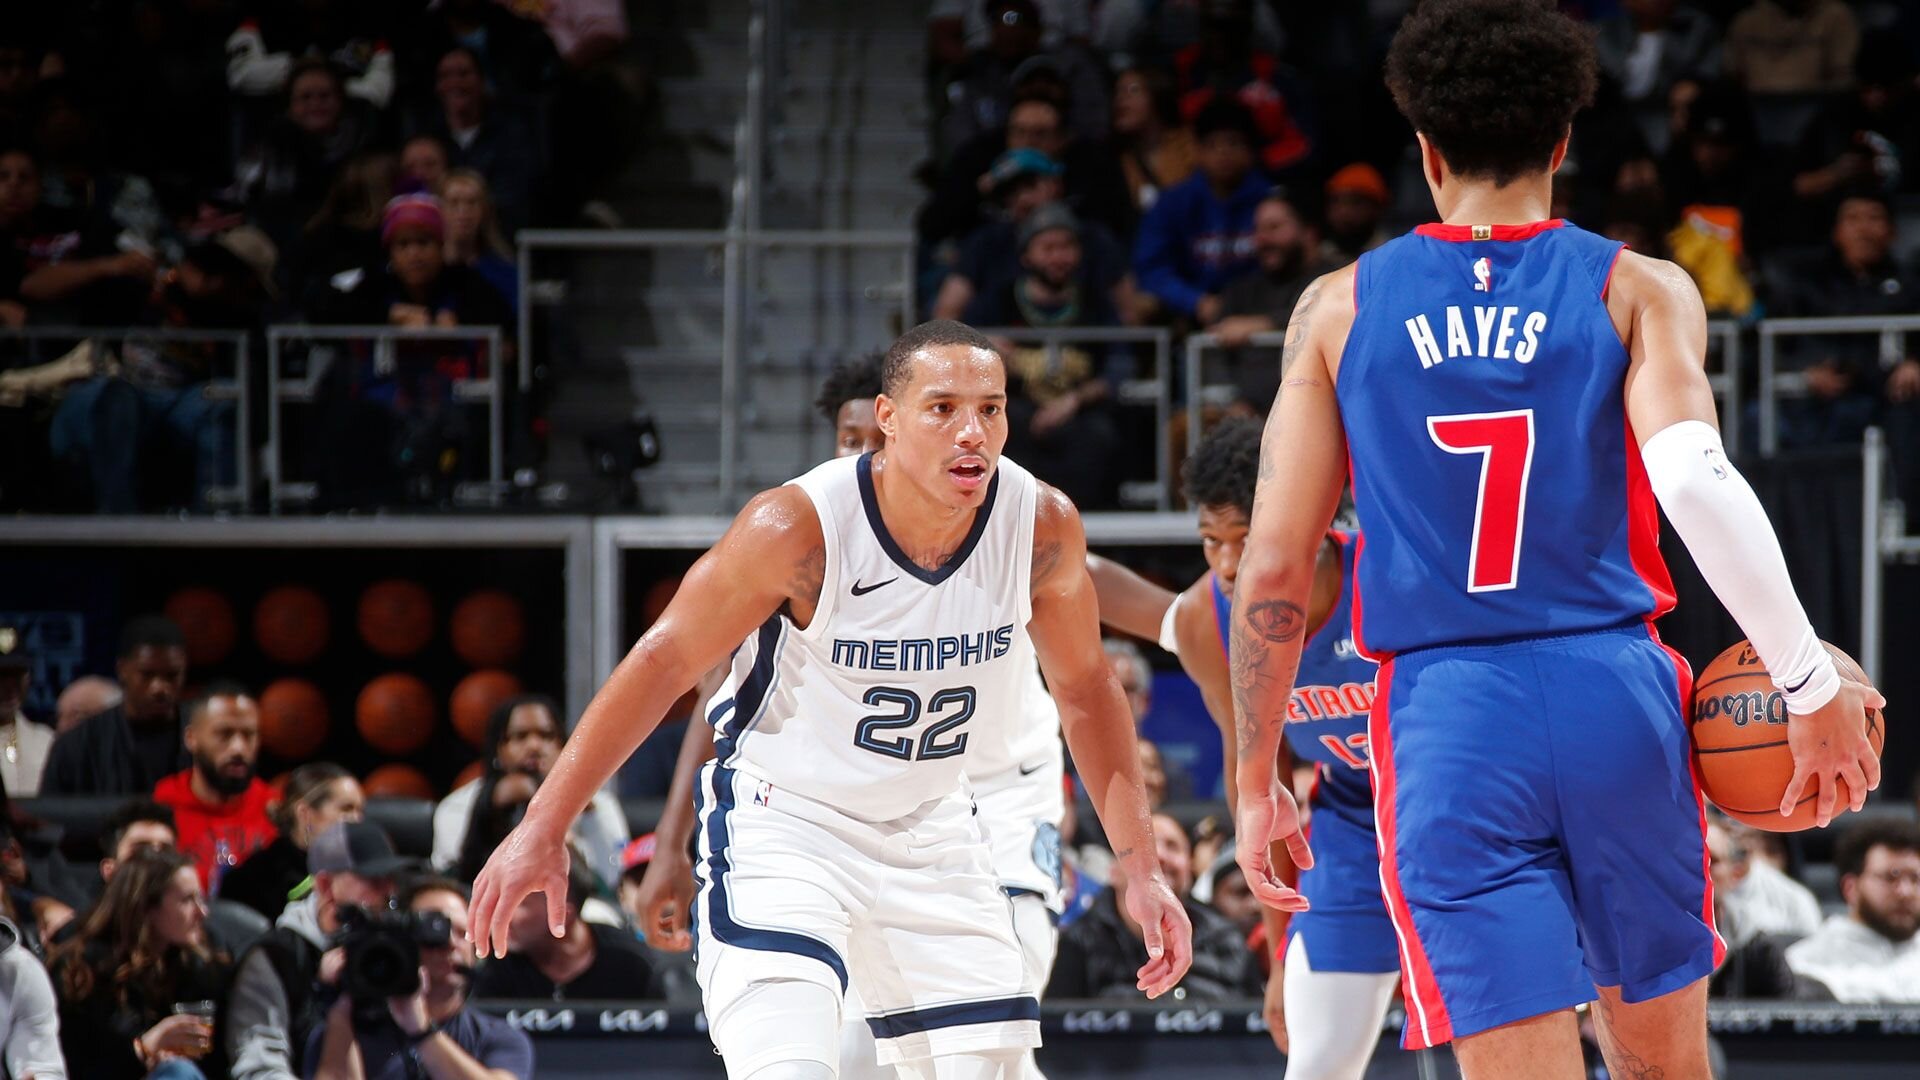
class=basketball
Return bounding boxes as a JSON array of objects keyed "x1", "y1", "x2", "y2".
[
  {"x1": 354, "y1": 673, "x2": 437, "y2": 754},
  {"x1": 1691, "y1": 640, "x2": 1885, "y2": 832},
  {"x1": 358, "y1": 579, "x2": 435, "y2": 658},
  {"x1": 452, "y1": 669, "x2": 523, "y2": 747},
  {"x1": 258, "y1": 677, "x2": 330, "y2": 759},
  {"x1": 362, "y1": 763, "x2": 436, "y2": 800},
  {"x1": 454, "y1": 759, "x2": 485, "y2": 791},
  {"x1": 255, "y1": 585, "x2": 330, "y2": 664},
  {"x1": 164, "y1": 587, "x2": 236, "y2": 666},
  {"x1": 451, "y1": 589, "x2": 526, "y2": 667}
]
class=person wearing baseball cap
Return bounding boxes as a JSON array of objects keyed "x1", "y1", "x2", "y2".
[
  {"x1": 0, "y1": 625, "x2": 50, "y2": 798},
  {"x1": 1320, "y1": 162, "x2": 1390, "y2": 263},
  {"x1": 226, "y1": 821, "x2": 411, "y2": 1079}
]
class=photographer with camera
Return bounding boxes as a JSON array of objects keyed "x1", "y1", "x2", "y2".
[
  {"x1": 308, "y1": 876, "x2": 531, "y2": 1080},
  {"x1": 227, "y1": 823, "x2": 411, "y2": 1080}
]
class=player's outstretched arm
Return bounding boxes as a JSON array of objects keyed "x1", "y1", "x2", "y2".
[
  {"x1": 1617, "y1": 251, "x2": 1883, "y2": 826},
  {"x1": 469, "y1": 488, "x2": 826, "y2": 958},
  {"x1": 1029, "y1": 485, "x2": 1194, "y2": 998},
  {"x1": 1084, "y1": 553, "x2": 1178, "y2": 641},
  {"x1": 1231, "y1": 271, "x2": 1352, "y2": 909}
]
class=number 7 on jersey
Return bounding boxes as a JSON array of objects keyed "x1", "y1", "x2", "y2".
[{"x1": 1426, "y1": 409, "x2": 1535, "y2": 593}]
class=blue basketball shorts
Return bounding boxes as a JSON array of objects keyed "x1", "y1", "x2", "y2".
[{"x1": 1367, "y1": 621, "x2": 1725, "y2": 1049}]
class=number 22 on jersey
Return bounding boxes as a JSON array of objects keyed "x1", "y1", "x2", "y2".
[{"x1": 1426, "y1": 409, "x2": 1535, "y2": 593}]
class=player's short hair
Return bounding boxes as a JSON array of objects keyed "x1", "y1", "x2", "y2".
[
  {"x1": 118, "y1": 615, "x2": 186, "y2": 659},
  {"x1": 100, "y1": 799, "x2": 176, "y2": 857},
  {"x1": 1182, "y1": 418, "x2": 1263, "y2": 516},
  {"x1": 881, "y1": 320, "x2": 1002, "y2": 399},
  {"x1": 1384, "y1": 0, "x2": 1596, "y2": 186},
  {"x1": 815, "y1": 353, "x2": 885, "y2": 423},
  {"x1": 1834, "y1": 818, "x2": 1920, "y2": 881}
]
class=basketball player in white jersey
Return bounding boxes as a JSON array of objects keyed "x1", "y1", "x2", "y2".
[{"x1": 473, "y1": 321, "x2": 1224, "y2": 1080}]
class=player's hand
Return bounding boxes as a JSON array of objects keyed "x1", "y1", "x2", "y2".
[
  {"x1": 1121, "y1": 871, "x2": 1193, "y2": 999},
  {"x1": 1262, "y1": 960, "x2": 1289, "y2": 1054},
  {"x1": 1781, "y1": 678, "x2": 1884, "y2": 827},
  {"x1": 1235, "y1": 785, "x2": 1312, "y2": 911},
  {"x1": 468, "y1": 820, "x2": 570, "y2": 959},
  {"x1": 631, "y1": 844, "x2": 697, "y2": 951}
]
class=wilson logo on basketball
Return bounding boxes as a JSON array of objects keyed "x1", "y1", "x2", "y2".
[{"x1": 1691, "y1": 689, "x2": 1788, "y2": 728}]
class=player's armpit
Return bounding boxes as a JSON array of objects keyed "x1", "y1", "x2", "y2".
[{"x1": 1614, "y1": 251, "x2": 1720, "y2": 442}]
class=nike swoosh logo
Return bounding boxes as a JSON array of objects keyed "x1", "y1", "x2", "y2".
[
  {"x1": 850, "y1": 578, "x2": 898, "y2": 596},
  {"x1": 1018, "y1": 760, "x2": 1046, "y2": 775}
]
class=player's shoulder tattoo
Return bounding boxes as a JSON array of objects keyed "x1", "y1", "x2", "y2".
[
  {"x1": 788, "y1": 543, "x2": 826, "y2": 605},
  {"x1": 1031, "y1": 539, "x2": 1064, "y2": 588}
]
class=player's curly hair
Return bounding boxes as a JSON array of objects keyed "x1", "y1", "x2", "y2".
[
  {"x1": 814, "y1": 353, "x2": 885, "y2": 423},
  {"x1": 1182, "y1": 417, "x2": 1263, "y2": 516},
  {"x1": 1384, "y1": 0, "x2": 1596, "y2": 186}
]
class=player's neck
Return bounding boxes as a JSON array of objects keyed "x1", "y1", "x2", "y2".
[
  {"x1": 869, "y1": 452, "x2": 978, "y2": 569},
  {"x1": 1435, "y1": 178, "x2": 1553, "y2": 228}
]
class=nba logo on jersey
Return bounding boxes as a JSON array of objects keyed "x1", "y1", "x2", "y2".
[
  {"x1": 1472, "y1": 256, "x2": 1492, "y2": 292},
  {"x1": 754, "y1": 780, "x2": 773, "y2": 807}
]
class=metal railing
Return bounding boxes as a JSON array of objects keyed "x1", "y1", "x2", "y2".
[
  {"x1": 1758, "y1": 314, "x2": 1919, "y2": 456},
  {"x1": 1859, "y1": 426, "x2": 1918, "y2": 680},
  {"x1": 265, "y1": 325, "x2": 504, "y2": 509},
  {"x1": 0, "y1": 325, "x2": 251, "y2": 508},
  {"x1": 973, "y1": 326, "x2": 1174, "y2": 509}
]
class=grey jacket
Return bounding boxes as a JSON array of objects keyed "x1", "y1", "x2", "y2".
[
  {"x1": 0, "y1": 916, "x2": 66, "y2": 1079},
  {"x1": 226, "y1": 894, "x2": 328, "y2": 1080}
]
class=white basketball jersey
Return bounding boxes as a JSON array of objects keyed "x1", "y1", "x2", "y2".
[{"x1": 709, "y1": 452, "x2": 1042, "y2": 822}]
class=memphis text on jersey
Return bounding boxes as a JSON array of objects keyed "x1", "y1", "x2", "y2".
[
  {"x1": 1403, "y1": 305, "x2": 1551, "y2": 368},
  {"x1": 831, "y1": 624, "x2": 1017, "y2": 672}
]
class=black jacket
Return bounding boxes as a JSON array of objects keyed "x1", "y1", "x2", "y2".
[
  {"x1": 51, "y1": 939, "x2": 230, "y2": 1080},
  {"x1": 220, "y1": 835, "x2": 308, "y2": 922},
  {"x1": 39, "y1": 704, "x2": 188, "y2": 797},
  {"x1": 1047, "y1": 888, "x2": 1259, "y2": 1001}
]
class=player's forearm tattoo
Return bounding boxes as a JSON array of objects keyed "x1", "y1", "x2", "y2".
[
  {"x1": 1229, "y1": 599, "x2": 1305, "y2": 752},
  {"x1": 1031, "y1": 540, "x2": 1063, "y2": 588},
  {"x1": 789, "y1": 544, "x2": 826, "y2": 605}
]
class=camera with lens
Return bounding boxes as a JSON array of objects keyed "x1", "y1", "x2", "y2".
[{"x1": 334, "y1": 905, "x2": 454, "y2": 1003}]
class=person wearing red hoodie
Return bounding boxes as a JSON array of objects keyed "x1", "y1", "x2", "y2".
[{"x1": 152, "y1": 684, "x2": 277, "y2": 894}]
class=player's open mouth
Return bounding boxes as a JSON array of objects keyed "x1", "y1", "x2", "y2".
[{"x1": 949, "y1": 460, "x2": 987, "y2": 489}]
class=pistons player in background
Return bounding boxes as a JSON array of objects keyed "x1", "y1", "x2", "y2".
[
  {"x1": 1230, "y1": 3, "x2": 1883, "y2": 1080},
  {"x1": 1160, "y1": 419, "x2": 1397, "y2": 1079}
]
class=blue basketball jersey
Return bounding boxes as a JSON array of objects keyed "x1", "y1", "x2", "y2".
[
  {"x1": 1210, "y1": 532, "x2": 1378, "y2": 812},
  {"x1": 1336, "y1": 220, "x2": 1675, "y2": 656}
]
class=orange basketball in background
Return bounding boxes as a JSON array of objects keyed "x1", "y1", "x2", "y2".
[
  {"x1": 259, "y1": 677, "x2": 330, "y2": 759},
  {"x1": 355, "y1": 673, "x2": 436, "y2": 754},
  {"x1": 359, "y1": 580, "x2": 435, "y2": 658},
  {"x1": 454, "y1": 760, "x2": 486, "y2": 791},
  {"x1": 255, "y1": 586, "x2": 330, "y2": 664},
  {"x1": 1692, "y1": 640, "x2": 1885, "y2": 832},
  {"x1": 363, "y1": 763, "x2": 436, "y2": 800},
  {"x1": 452, "y1": 669, "x2": 522, "y2": 747},
  {"x1": 451, "y1": 590, "x2": 526, "y2": 668},
  {"x1": 165, "y1": 587, "x2": 236, "y2": 666}
]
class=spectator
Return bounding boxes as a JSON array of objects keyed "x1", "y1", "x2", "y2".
[
  {"x1": 441, "y1": 169, "x2": 517, "y2": 310},
  {"x1": 1135, "y1": 738, "x2": 1170, "y2": 810},
  {"x1": 1725, "y1": 0, "x2": 1858, "y2": 96},
  {"x1": 1594, "y1": 1, "x2": 1723, "y2": 154},
  {"x1": 5, "y1": 146, "x2": 159, "y2": 326},
  {"x1": 41, "y1": 617, "x2": 189, "y2": 797},
  {"x1": 411, "y1": 47, "x2": 539, "y2": 237},
  {"x1": 240, "y1": 59, "x2": 378, "y2": 255},
  {"x1": 610, "y1": 835, "x2": 698, "y2": 1004},
  {"x1": 1196, "y1": 842, "x2": 1260, "y2": 935},
  {"x1": 1789, "y1": 40, "x2": 1918, "y2": 238},
  {"x1": 0, "y1": 146, "x2": 35, "y2": 328},
  {"x1": 1167, "y1": 0, "x2": 1317, "y2": 180},
  {"x1": 1785, "y1": 820, "x2": 1920, "y2": 1003},
  {"x1": 1319, "y1": 163, "x2": 1389, "y2": 265},
  {"x1": 921, "y1": 92, "x2": 1133, "y2": 254},
  {"x1": 1660, "y1": 86, "x2": 1781, "y2": 309},
  {"x1": 1109, "y1": 65, "x2": 1197, "y2": 216},
  {"x1": 1103, "y1": 636, "x2": 1152, "y2": 725},
  {"x1": 396, "y1": 0, "x2": 559, "y2": 110},
  {"x1": 320, "y1": 192, "x2": 512, "y2": 331},
  {"x1": 0, "y1": 806, "x2": 91, "y2": 954},
  {"x1": 1705, "y1": 817, "x2": 1827, "y2": 1000},
  {"x1": 0, "y1": 622, "x2": 52, "y2": 797},
  {"x1": 1093, "y1": 0, "x2": 1284, "y2": 69},
  {"x1": 928, "y1": 0, "x2": 1090, "y2": 63},
  {"x1": 471, "y1": 865, "x2": 659, "y2": 1001},
  {"x1": 932, "y1": 149, "x2": 1132, "y2": 325},
  {"x1": 1207, "y1": 188, "x2": 1324, "y2": 413},
  {"x1": 1046, "y1": 813, "x2": 1257, "y2": 999},
  {"x1": 55, "y1": 675, "x2": 121, "y2": 735},
  {"x1": 0, "y1": 910, "x2": 64, "y2": 1079},
  {"x1": 49, "y1": 849, "x2": 229, "y2": 1080},
  {"x1": 226, "y1": 822, "x2": 409, "y2": 1080},
  {"x1": 939, "y1": 0, "x2": 1109, "y2": 156},
  {"x1": 306, "y1": 876, "x2": 532, "y2": 1080},
  {"x1": 433, "y1": 696, "x2": 626, "y2": 891},
  {"x1": 48, "y1": 225, "x2": 277, "y2": 513},
  {"x1": 29, "y1": 81, "x2": 172, "y2": 259},
  {"x1": 1133, "y1": 97, "x2": 1265, "y2": 324},
  {"x1": 1714, "y1": 816, "x2": 1822, "y2": 941},
  {"x1": 221, "y1": 764, "x2": 364, "y2": 923},
  {"x1": 292, "y1": 152, "x2": 397, "y2": 308},
  {"x1": 1769, "y1": 193, "x2": 1915, "y2": 451},
  {"x1": 153, "y1": 685, "x2": 277, "y2": 894},
  {"x1": 399, "y1": 135, "x2": 450, "y2": 196}
]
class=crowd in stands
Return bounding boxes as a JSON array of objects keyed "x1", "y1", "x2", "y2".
[
  {"x1": 915, "y1": 0, "x2": 1920, "y2": 506},
  {"x1": 1, "y1": 606, "x2": 1917, "y2": 1077},
  {"x1": 0, "y1": 1, "x2": 646, "y2": 514}
]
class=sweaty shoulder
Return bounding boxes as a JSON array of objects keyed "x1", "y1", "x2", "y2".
[
  {"x1": 1298, "y1": 261, "x2": 1359, "y2": 381},
  {"x1": 728, "y1": 485, "x2": 828, "y2": 611},
  {"x1": 1603, "y1": 249, "x2": 1706, "y2": 355},
  {"x1": 1030, "y1": 481, "x2": 1084, "y2": 592}
]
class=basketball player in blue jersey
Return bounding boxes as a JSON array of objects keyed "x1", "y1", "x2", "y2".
[
  {"x1": 1158, "y1": 420, "x2": 1396, "y2": 1079},
  {"x1": 1228, "y1": 3, "x2": 1884, "y2": 1079},
  {"x1": 472, "y1": 321, "x2": 1215, "y2": 1080}
]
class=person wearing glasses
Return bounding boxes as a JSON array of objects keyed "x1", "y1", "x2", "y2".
[{"x1": 1785, "y1": 820, "x2": 1920, "y2": 1003}]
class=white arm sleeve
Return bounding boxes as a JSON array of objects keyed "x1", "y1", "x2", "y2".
[
  {"x1": 1157, "y1": 589, "x2": 1183, "y2": 657},
  {"x1": 1641, "y1": 420, "x2": 1839, "y2": 712}
]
